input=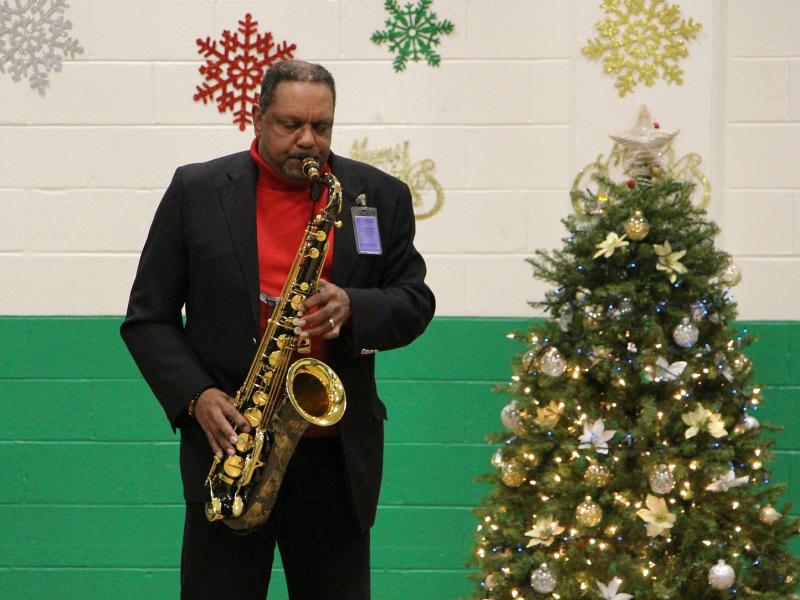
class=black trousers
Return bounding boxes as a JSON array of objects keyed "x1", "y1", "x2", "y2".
[{"x1": 180, "y1": 436, "x2": 371, "y2": 600}]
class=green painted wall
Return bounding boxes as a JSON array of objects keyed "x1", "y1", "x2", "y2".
[{"x1": 0, "y1": 317, "x2": 798, "y2": 599}]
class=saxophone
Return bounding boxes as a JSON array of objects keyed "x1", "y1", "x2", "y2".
[{"x1": 204, "y1": 158, "x2": 347, "y2": 530}]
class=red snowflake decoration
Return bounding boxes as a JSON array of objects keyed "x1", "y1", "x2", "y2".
[{"x1": 194, "y1": 13, "x2": 297, "y2": 131}]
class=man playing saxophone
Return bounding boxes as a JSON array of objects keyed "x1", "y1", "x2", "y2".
[{"x1": 121, "y1": 60, "x2": 435, "y2": 600}]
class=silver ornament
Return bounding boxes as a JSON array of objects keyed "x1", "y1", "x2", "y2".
[
  {"x1": 500, "y1": 401, "x2": 525, "y2": 435},
  {"x1": 648, "y1": 464, "x2": 676, "y2": 495},
  {"x1": 690, "y1": 300, "x2": 709, "y2": 322},
  {"x1": 485, "y1": 573, "x2": 500, "y2": 590},
  {"x1": 734, "y1": 415, "x2": 760, "y2": 434},
  {"x1": 759, "y1": 504, "x2": 781, "y2": 525},
  {"x1": 708, "y1": 559, "x2": 735, "y2": 590},
  {"x1": 558, "y1": 307, "x2": 573, "y2": 332},
  {"x1": 673, "y1": 318, "x2": 699, "y2": 348},
  {"x1": 540, "y1": 347, "x2": 567, "y2": 377},
  {"x1": 742, "y1": 415, "x2": 759, "y2": 431},
  {"x1": 530, "y1": 563, "x2": 557, "y2": 593},
  {"x1": 575, "y1": 287, "x2": 591, "y2": 304}
]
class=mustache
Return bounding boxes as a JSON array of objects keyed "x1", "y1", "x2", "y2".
[{"x1": 288, "y1": 154, "x2": 322, "y2": 162}]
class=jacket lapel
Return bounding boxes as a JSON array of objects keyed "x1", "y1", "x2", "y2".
[
  {"x1": 219, "y1": 153, "x2": 260, "y2": 332},
  {"x1": 329, "y1": 153, "x2": 363, "y2": 287}
]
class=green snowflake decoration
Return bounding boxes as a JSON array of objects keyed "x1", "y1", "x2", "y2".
[
  {"x1": 583, "y1": 0, "x2": 703, "y2": 97},
  {"x1": 371, "y1": 0, "x2": 454, "y2": 72}
]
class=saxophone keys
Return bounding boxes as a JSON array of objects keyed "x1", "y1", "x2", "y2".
[
  {"x1": 243, "y1": 407, "x2": 262, "y2": 428},
  {"x1": 299, "y1": 282, "x2": 310, "y2": 292},
  {"x1": 235, "y1": 432, "x2": 253, "y2": 452},
  {"x1": 223, "y1": 455, "x2": 244, "y2": 478},
  {"x1": 291, "y1": 295, "x2": 304, "y2": 310},
  {"x1": 307, "y1": 248, "x2": 320, "y2": 259},
  {"x1": 334, "y1": 220, "x2": 343, "y2": 229},
  {"x1": 205, "y1": 497, "x2": 223, "y2": 521},
  {"x1": 268, "y1": 351, "x2": 281, "y2": 367},
  {"x1": 252, "y1": 391, "x2": 268, "y2": 406},
  {"x1": 315, "y1": 231, "x2": 327, "y2": 242},
  {"x1": 232, "y1": 495, "x2": 244, "y2": 517}
]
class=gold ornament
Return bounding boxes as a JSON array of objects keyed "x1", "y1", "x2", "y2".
[
  {"x1": 582, "y1": 1, "x2": 703, "y2": 97},
  {"x1": 584, "y1": 463, "x2": 611, "y2": 487},
  {"x1": 576, "y1": 496, "x2": 603, "y2": 527},
  {"x1": 350, "y1": 138, "x2": 444, "y2": 219},
  {"x1": 759, "y1": 504, "x2": 781, "y2": 525},
  {"x1": 500, "y1": 461, "x2": 526, "y2": 487},
  {"x1": 624, "y1": 210, "x2": 650, "y2": 241},
  {"x1": 719, "y1": 257, "x2": 742, "y2": 287}
]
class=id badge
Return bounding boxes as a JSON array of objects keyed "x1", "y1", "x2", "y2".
[{"x1": 351, "y1": 206, "x2": 382, "y2": 255}]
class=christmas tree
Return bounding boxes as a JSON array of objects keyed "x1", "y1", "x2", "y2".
[{"x1": 469, "y1": 107, "x2": 800, "y2": 599}]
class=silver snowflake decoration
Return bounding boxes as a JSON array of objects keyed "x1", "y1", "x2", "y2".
[
  {"x1": 371, "y1": 0, "x2": 454, "y2": 72},
  {"x1": 0, "y1": 0, "x2": 83, "y2": 95}
]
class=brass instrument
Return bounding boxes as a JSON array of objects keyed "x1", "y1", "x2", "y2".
[{"x1": 204, "y1": 158, "x2": 346, "y2": 530}]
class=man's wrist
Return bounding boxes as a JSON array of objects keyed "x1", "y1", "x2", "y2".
[{"x1": 188, "y1": 385, "x2": 215, "y2": 418}]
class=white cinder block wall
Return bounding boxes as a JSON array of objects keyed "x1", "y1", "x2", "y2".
[{"x1": 1, "y1": 0, "x2": 798, "y2": 319}]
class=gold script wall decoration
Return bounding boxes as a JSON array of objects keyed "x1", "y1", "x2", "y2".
[{"x1": 350, "y1": 138, "x2": 444, "y2": 220}]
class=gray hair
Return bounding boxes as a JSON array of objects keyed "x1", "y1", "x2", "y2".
[{"x1": 258, "y1": 60, "x2": 336, "y2": 110}]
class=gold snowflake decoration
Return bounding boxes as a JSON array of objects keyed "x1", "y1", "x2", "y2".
[{"x1": 582, "y1": 0, "x2": 702, "y2": 97}]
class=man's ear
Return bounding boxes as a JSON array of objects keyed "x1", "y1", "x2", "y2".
[{"x1": 252, "y1": 105, "x2": 264, "y2": 135}]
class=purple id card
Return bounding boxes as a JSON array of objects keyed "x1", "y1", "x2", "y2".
[{"x1": 351, "y1": 206, "x2": 382, "y2": 255}]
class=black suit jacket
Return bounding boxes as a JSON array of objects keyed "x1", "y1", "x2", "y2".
[{"x1": 121, "y1": 150, "x2": 435, "y2": 530}]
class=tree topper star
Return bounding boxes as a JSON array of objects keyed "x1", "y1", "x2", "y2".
[
  {"x1": 597, "y1": 576, "x2": 634, "y2": 600},
  {"x1": 610, "y1": 106, "x2": 677, "y2": 175},
  {"x1": 594, "y1": 232, "x2": 629, "y2": 259},
  {"x1": 579, "y1": 418, "x2": 616, "y2": 454}
]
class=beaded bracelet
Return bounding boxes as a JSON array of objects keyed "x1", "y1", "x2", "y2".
[{"x1": 188, "y1": 386, "x2": 215, "y2": 418}]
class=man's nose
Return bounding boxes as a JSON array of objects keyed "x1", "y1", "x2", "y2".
[{"x1": 296, "y1": 124, "x2": 314, "y2": 148}]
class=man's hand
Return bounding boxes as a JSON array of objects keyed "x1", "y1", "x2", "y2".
[
  {"x1": 193, "y1": 388, "x2": 251, "y2": 458},
  {"x1": 296, "y1": 279, "x2": 351, "y2": 339}
]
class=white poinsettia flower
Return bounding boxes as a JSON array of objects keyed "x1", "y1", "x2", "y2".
[
  {"x1": 653, "y1": 240, "x2": 688, "y2": 283},
  {"x1": 653, "y1": 356, "x2": 687, "y2": 382},
  {"x1": 636, "y1": 494, "x2": 676, "y2": 538},
  {"x1": 524, "y1": 515, "x2": 565, "y2": 547},
  {"x1": 706, "y1": 469, "x2": 750, "y2": 492},
  {"x1": 682, "y1": 403, "x2": 727, "y2": 439},
  {"x1": 596, "y1": 576, "x2": 634, "y2": 600},
  {"x1": 579, "y1": 418, "x2": 616, "y2": 454},
  {"x1": 594, "y1": 232, "x2": 629, "y2": 259},
  {"x1": 707, "y1": 412, "x2": 728, "y2": 438}
]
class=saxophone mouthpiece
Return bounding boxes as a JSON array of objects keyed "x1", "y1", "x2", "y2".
[{"x1": 302, "y1": 158, "x2": 321, "y2": 181}]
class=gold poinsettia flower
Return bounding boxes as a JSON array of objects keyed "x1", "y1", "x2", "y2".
[
  {"x1": 524, "y1": 515, "x2": 565, "y2": 547},
  {"x1": 653, "y1": 240, "x2": 687, "y2": 283},
  {"x1": 535, "y1": 400, "x2": 564, "y2": 428},
  {"x1": 636, "y1": 494, "x2": 676, "y2": 538},
  {"x1": 594, "y1": 232, "x2": 629, "y2": 259}
]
